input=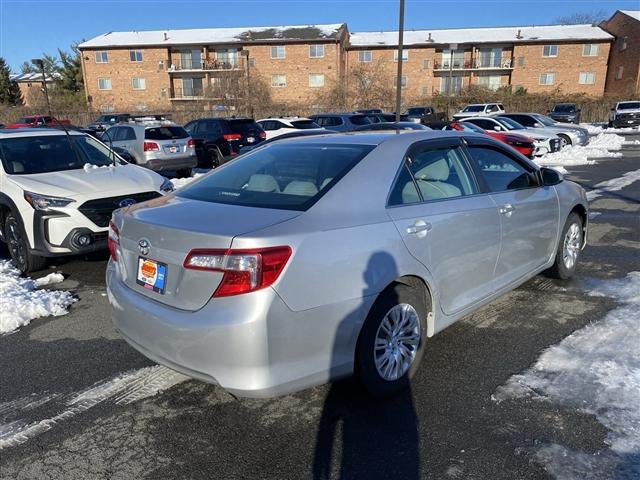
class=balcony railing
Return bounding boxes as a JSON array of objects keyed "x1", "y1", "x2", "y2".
[
  {"x1": 168, "y1": 59, "x2": 242, "y2": 72},
  {"x1": 170, "y1": 87, "x2": 205, "y2": 100},
  {"x1": 433, "y1": 58, "x2": 512, "y2": 70}
]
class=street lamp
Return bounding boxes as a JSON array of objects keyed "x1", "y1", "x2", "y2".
[
  {"x1": 394, "y1": 0, "x2": 405, "y2": 122},
  {"x1": 241, "y1": 50, "x2": 253, "y2": 118},
  {"x1": 31, "y1": 58, "x2": 52, "y2": 118}
]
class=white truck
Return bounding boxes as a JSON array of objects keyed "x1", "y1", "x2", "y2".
[{"x1": 609, "y1": 101, "x2": 640, "y2": 128}]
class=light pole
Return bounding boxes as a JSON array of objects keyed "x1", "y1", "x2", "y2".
[
  {"x1": 241, "y1": 50, "x2": 253, "y2": 118},
  {"x1": 394, "y1": 0, "x2": 405, "y2": 122},
  {"x1": 32, "y1": 58, "x2": 52, "y2": 118}
]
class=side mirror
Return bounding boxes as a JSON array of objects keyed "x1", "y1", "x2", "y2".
[
  {"x1": 493, "y1": 126, "x2": 501, "y2": 131},
  {"x1": 540, "y1": 167, "x2": 563, "y2": 186}
]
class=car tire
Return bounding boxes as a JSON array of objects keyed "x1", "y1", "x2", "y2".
[
  {"x1": 176, "y1": 168, "x2": 192, "y2": 178},
  {"x1": 547, "y1": 212, "x2": 583, "y2": 280},
  {"x1": 207, "y1": 146, "x2": 223, "y2": 168},
  {"x1": 355, "y1": 282, "x2": 429, "y2": 397},
  {"x1": 558, "y1": 134, "x2": 571, "y2": 148},
  {"x1": 4, "y1": 213, "x2": 47, "y2": 273}
]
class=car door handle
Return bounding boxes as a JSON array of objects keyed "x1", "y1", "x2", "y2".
[
  {"x1": 407, "y1": 221, "x2": 432, "y2": 235},
  {"x1": 499, "y1": 204, "x2": 515, "y2": 215}
]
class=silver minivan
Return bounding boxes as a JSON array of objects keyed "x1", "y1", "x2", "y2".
[{"x1": 103, "y1": 122, "x2": 197, "y2": 176}]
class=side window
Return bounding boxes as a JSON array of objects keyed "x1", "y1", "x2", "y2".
[
  {"x1": 467, "y1": 146, "x2": 538, "y2": 192},
  {"x1": 259, "y1": 121, "x2": 274, "y2": 131},
  {"x1": 389, "y1": 145, "x2": 477, "y2": 205},
  {"x1": 124, "y1": 127, "x2": 137, "y2": 140},
  {"x1": 510, "y1": 115, "x2": 533, "y2": 127},
  {"x1": 184, "y1": 122, "x2": 195, "y2": 135},
  {"x1": 470, "y1": 119, "x2": 494, "y2": 130},
  {"x1": 102, "y1": 128, "x2": 116, "y2": 142}
]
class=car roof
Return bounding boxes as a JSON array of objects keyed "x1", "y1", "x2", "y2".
[
  {"x1": 0, "y1": 128, "x2": 85, "y2": 138},
  {"x1": 310, "y1": 112, "x2": 366, "y2": 117},
  {"x1": 259, "y1": 117, "x2": 312, "y2": 122},
  {"x1": 259, "y1": 130, "x2": 468, "y2": 147}
]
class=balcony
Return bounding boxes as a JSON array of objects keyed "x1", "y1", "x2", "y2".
[
  {"x1": 168, "y1": 58, "x2": 243, "y2": 72},
  {"x1": 433, "y1": 58, "x2": 513, "y2": 71},
  {"x1": 170, "y1": 87, "x2": 206, "y2": 100}
]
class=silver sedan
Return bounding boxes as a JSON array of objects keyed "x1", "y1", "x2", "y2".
[{"x1": 106, "y1": 131, "x2": 588, "y2": 398}]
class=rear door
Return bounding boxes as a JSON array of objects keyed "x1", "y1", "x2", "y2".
[
  {"x1": 387, "y1": 139, "x2": 501, "y2": 315},
  {"x1": 465, "y1": 141, "x2": 559, "y2": 289}
]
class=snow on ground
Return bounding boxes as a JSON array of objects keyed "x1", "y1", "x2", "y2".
[
  {"x1": 580, "y1": 124, "x2": 640, "y2": 135},
  {"x1": 493, "y1": 272, "x2": 640, "y2": 479},
  {"x1": 534, "y1": 132, "x2": 625, "y2": 168},
  {"x1": 0, "y1": 261, "x2": 75, "y2": 335},
  {"x1": 586, "y1": 169, "x2": 640, "y2": 201}
]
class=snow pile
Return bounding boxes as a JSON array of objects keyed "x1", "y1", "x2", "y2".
[
  {"x1": 580, "y1": 124, "x2": 640, "y2": 135},
  {"x1": 170, "y1": 172, "x2": 205, "y2": 189},
  {"x1": 494, "y1": 272, "x2": 640, "y2": 478},
  {"x1": 83, "y1": 163, "x2": 114, "y2": 172},
  {"x1": 535, "y1": 133, "x2": 625, "y2": 167},
  {"x1": 0, "y1": 261, "x2": 75, "y2": 335},
  {"x1": 586, "y1": 168, "x2": 640, "y2": 201}
]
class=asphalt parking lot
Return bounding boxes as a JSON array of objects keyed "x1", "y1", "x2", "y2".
[{"x1": 1, "y1": 136, "x2": 638, "y2": 480}]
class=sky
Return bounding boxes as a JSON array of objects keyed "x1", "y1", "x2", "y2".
[{"x1": 1, "y1": 0, "x2": 638, "y2": 72}]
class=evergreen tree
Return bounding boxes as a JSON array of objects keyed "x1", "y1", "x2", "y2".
[{"x1": 0, "y1": 57, "x2": 23, "y2": 106}]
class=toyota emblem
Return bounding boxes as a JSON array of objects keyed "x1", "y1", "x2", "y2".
[
  {"x1": 138, "y1": 239, "x2": 150, "y2": 256},
  {"x1": 119, "y1": 198, "x2": 137, "y2": 208}
]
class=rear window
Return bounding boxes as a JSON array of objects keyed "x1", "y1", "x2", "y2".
[
  {"x1": 291, "y1": 120, "x2": 320, "y2": 129},
  {"x1": 350, "y1": 115, "x2": 371, "y2": 126},
  {"x1": 145, "y1": 126, "x2": 189, "y2": 140},
  {"x1": 228, "y1": 119, "x2": 263, "y2": 134},
  {"x1": 406, "y1": 108, "x2": 426, "y2": 115},
  {"x1": 177, "y1": 143, "x2": 375, "y2": 211}
]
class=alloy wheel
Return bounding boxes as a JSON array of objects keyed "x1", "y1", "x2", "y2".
[
  {"x1": 6, "y1": 218, "x2": 27, "y2": 269},
  {"x1": 563, "y1": 222, "x2": 581, "y2": 269},
  {"x1": 374, "y1": 303, "x2": 421, "y2": 381}
]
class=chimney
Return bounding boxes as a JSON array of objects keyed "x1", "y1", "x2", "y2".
[
  {"x1": 516, "y1": 29, "x2": 522, "y2": 39},
  {"x1": 163, "y1": 32, "x2": 169, "y2": 41},
  {"x1": 427, "y1": 32, "x2": 433, "y2": 42}
]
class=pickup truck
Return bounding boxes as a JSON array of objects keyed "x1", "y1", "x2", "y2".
[
  {"x1": 609, "y1": 101, "x2": 640, "y2": 128},
  {"x1": 5, "y1": 115, "x2": 71, "y2": 129},
  {"x1": 402, "y1": 106, "x2": 446, "y2": 125}
]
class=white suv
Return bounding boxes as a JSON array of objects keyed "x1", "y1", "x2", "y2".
[
  {"x1": 0, "y1": 128, "x2": 173, "y2": 272},
  {"x1": 257, "y1": 117, "x2": 325, "y2": 139},
  {"x1": 452, "y1": 103, "x2": 505, "y2": 120}
]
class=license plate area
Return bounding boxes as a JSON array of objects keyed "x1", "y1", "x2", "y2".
[{"x1": 136, "y1": 257, "x2": 167, "y2": 294}]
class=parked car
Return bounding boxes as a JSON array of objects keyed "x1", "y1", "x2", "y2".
[
  {"x1": 461, "y1": 116, "x2": 562, "y2": 155},
  {"x1": 102, "y1": 122, "x2": 196, "y2": 177},
  {"x1": 452, "y1": 103, "x2": 505, "y2": 120},
  {"x1": 0, "y1": 128, "x2": 173, "y2": 272},
  {"x1": 548, "y1": 103, "x2": 581, "y2": 124},
  {"x1": 496, "y1": 113, "x2": 587, "y2": 146},
  {"x1": 87, "y1": 113, "x2": 132, "y2": 132},
  {"x1": 402, "y1": 106, "x2": 446, "y2": 125},
  {"x1": 238, "y1": 129, "x2": 329, "y2": 154},
  {"x1": 5, "y1": 115, "x2": 71, "y2": 129},
  {"x1": 184, "y1": 117, "x2": 266, "y2": 168},
  {"x1": 355, "y1": 108, "x2": 384, "y2": 114},
  {"x1": 354, "y1": 122, "x2": 431, "y2": 131},
  {"x1": 257, "y1": 117, "x2": 325, "y2": 140},
  {"x1": 107, "y1": 130, "x2": 588, "y2": 399},
  {"x1": 608, "y1": 101, "x2": 640, "y2": 128},
  {"x1": 363, "y1": 112, "x2": 410, "y2": 123},
  {"x1": 308, "y1": 113, "x2": 372, "y2": 132},
  {"x1": 446, "y1": 121, "x2": 535, "y2": 158}
]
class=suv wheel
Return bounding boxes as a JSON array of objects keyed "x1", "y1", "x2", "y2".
[
  {"x1": 355, "y1": 282, "x2": 428, "y2": 397},
  {"x1": 207, "y1": 146, "x2": 223, "y2": 168},
  {"x1": 558, "y1": 134, "x2": 571, "y2": 148},
  {"x1": 4, "y1": 213, "x2": 47, "y2": 273}
]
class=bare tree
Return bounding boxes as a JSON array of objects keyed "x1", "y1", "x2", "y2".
[{"x1": 554, "y1": 10, "x2": 609, "y2": 25}]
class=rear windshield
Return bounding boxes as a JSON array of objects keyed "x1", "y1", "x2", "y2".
[
  {"x1": 406, "y1": 108, "x2": 426, "y2": 115},
  {"x1": 618, "y1": 102, "x2": 640, "y2": 110},
  {"x1": 97, "y1": 115, "x2": 118, "y2": 123},
  {"x1": 462, "y1": 105, "x2": 485, "y2": 112},
  {"x1": 349, "y1": 115, "x2": 371, "y2": 126},
  {"x1": 291, "y1": 120, "x2": 320, "y2": 129},
  {"x1": 16, "y1": 117, "x2": 36, "y2": 124},
  {"x1": 228, "y1": 119, "x2": 263, "y2": 134},
  {"x1": 177, "y1": 143, "x2": 375, "y2": 211},
  {"x1": 145, "y1": 126, "x2": 189, "y2": 140},
  {"x1": 0, "y1": 134, "x2": 121, "y2": 174}
]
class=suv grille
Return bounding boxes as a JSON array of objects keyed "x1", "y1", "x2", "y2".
[{"x1": 78, "y1": 191, "x2": 161, "y2": 227}]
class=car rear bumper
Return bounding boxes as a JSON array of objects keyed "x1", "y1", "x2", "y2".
[
  {"x1": 144, "y1": 154, "x2": 197, "y2": 172},
  {"x1": 106, "y1": 263, "x2": 367, "y2": 397}
]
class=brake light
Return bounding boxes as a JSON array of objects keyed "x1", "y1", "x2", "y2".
[
  {"x1": 259, "y1": 131, "x2": 267, "y2": 139},
  {"x1": 108, "y1": 221, "x2": 119, "y2": 261},
  {"x1": 183, "y1": 246, "x2": 292, "y2": 297},
  {"x1": 187, "y1": 138, "x2": 195, "y2": 148},
  {"x1": 223, "y1": 133, "x2": 241, "y2": 141},
  {"x1": 143, "y1": 141, "x2": 159, "y2": 152}
]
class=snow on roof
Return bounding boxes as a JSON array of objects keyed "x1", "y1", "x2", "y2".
[
  {"x1": 78, "y1": 23, "x2": 345, "y2": 48},
  {"x1": 620, "y1": 10, "x2": 640, "y2": 22},
  {"x1": 349, "y1": 24, "x2": 613, "y2": 48},
  {"x1": 9, "y1": 72, "x2": 60, "y2": 82}
]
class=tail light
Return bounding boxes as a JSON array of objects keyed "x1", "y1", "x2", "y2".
[
  {"x1": 183, "y1": 246, "x2": 292, "y2": 297},
  {"x1": 108, "y1": 221, "x2": 120, "y2": 261},
  {"x1": 223, "y1": 133, "x2": 241, "y2": 141},
  {"x1": 187, "y1": 138, "x2": 195, "y2": 148},
  {"x1": 259, "y1": 131, "x2": 267, "y2": 139},
  {"x1": 143, "y1": 141, "x2": 160, "y2": 152}
]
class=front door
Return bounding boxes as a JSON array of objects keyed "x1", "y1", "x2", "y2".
[
  {"x1": 465, "y1": 144, "x2": 559, "y2": 289},
  {"x1": 387, "y1": 139, "x2": 501, "y2": 316}
]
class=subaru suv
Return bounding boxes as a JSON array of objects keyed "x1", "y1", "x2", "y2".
[
  {"x1": 308, "y1": 113, "x2": 372, "y2": 132},
  {"x1": 184, "y1": 118, "x2": 266, "y2": 168},
  {"x1": 0, "y1": 128, "x2": 172, "y2": 272}
]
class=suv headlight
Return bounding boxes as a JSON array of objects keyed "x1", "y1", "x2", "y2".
[
  {"x1": 160, "y1": 178, "x2": 175, "y2": 193},
  {"x1": 23, "y1": 191, "x2": 75, "y2": 211}
]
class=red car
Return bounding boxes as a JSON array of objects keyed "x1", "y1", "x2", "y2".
[
  {"x1": 5, "y1": 115, "x2": 70, "y2": 129},
  {"x1": 446, "y1": 121, "x2": 536, "y2": 158}
]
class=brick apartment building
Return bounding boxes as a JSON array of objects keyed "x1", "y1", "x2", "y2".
[
  {"x1": 77, "y1": 15, "x2": 636, "y2": 113},
  {"x1": 9, "y1": 72, "x2": 60, "y2": 107},
  {"x1": 600, "y1": 10, "x2": 640, "y2": 97}
]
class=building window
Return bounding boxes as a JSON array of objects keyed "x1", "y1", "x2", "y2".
[
  {"x1": 422, "y1": 59, "x2": 430, "y2": 69},
  {"x1": 271, "y1": 74, "x2": 286, "y2": 87},
  {"x1": 478, "y1": 75, "x2": 502, "y2": 90},
  {"x1": 309, "y1": 73, "x2": 325, "y2": 87},
  {"x1": 394, "y1": 75, "x2": 407, "y2": 87},
  {"x1": 477, "y1": 48, "x2": 503, "y2": 68},
  {"x1": 421, "y1": 86, "x2": 430, "y2": 96},
  {"x1": 249, "y1": 58, "x2": 256, "y2": 68},
  {"x1": 100, "y1": 104, "x2": 115, "y2": 113},
  {"x1": 132, "y1": 77, "x2": 146, "y2": 90},
  {"x1": 539, "y1": 72, "x2": 555, "y2": 85},
  {"x1": 271, "y1": 46, "x2": 286, "y2": 59},
  {"x1": 542, "y1": 45, "x2": 558, "y2": 57},
  {"x1": 578, "y1": 72, "x2": 596, "y2": 85},
  {"x1": 98, "y1": 78, "x2": 112, "y2": 90},
  {"x1": 95, "y1": 51, "x2": 108, "y2": 63},
  {"x1": 442, "y1": 49, "x2": 464, "y2": 68},
  {"x1": 620, "y1": 36, "x2": 628, "y2": 51},
  {"x1": 394, "y1": 49, "x2": 408, "y2": 62},
  {"x1": 129, "y1": 50, "x2": 143, "y2": 62},
  {"x1": 358, "y1": 50, "x2": 372, "y2": 62},
  {"x1": 309, "y1": 45, "x2": 325, "y2": 58},
  {"x1": 582, "y1": 44, "x2": 599, "y2": 56},
  {"x1": 615, "y1": 65, "x2": 624, "y2": 80},
  {"x1": 136, "y1": 104, "x2": 148, "y2": 112},
  {"x1": 440, "y1": 76, "x2": 462, "y2": 94},
  {"x1": 516, "y1": 56, "x2": 525, "y2": 67}
]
